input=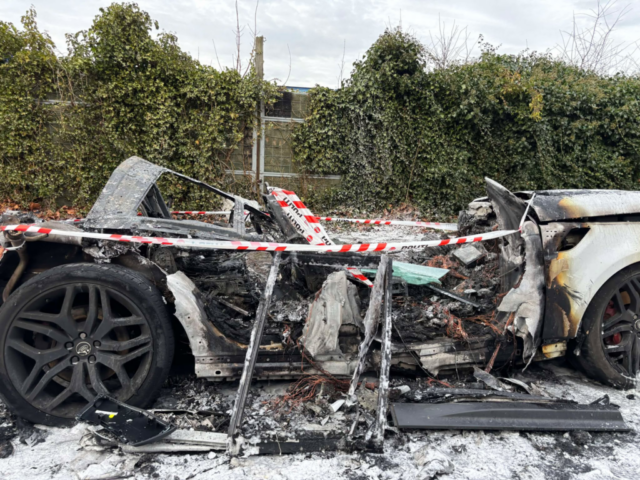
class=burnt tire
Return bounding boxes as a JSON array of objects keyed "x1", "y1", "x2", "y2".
[
  {"x1": 0, "y1": 263, "x2": 174, "y2": 426},
  {"x1": 577, "y1": 263, "x2": 640, "y2": 389}
]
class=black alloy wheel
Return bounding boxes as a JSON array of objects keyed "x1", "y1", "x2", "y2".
[
  {"x1": 600, "y1": 283, "x2": 640, "y2": 378},
  {"x1": 578, "y1": 264, "x2": 640, "y2": 389},
  {"x1": 0, "y1": 263, "x2": 174, "y2": 425}
]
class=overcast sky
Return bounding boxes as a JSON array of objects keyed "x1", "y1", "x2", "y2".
[{"x1": 2, "y1": 1, "x2": 640, "y2": 87}]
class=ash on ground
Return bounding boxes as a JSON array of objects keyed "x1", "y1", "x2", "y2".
[{"x1": 1, "y1": 363, "x2": 638, "y2": 480}]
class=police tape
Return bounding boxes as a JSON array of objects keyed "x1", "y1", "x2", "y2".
[
  {"x1": 171, "y1": 210, "x2": 231, "y2": 215},
  {"x1": 67, "y1": 213, "x2": 456, "y2": 231},
  {"x1": 171, "y1": 211, "x2": 251, "y2": 216},
  {"x1": 0, "y1": 224, "x2": 519, "y2": 253},
  {"x1": 268, "y1": 188, "x2": 376, "y2": 286},
  {"x1": 269, "y1": 188, "x2": 334, "y2": 245},
  {"x1": 314, "y1": 217, "x2": 457, "y2": 230},
  {"x1": 170, "y1": 208, "x2": 457, "y2": 230}
]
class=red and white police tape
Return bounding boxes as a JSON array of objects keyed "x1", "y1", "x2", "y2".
[
  {"x1": 0, "y1": 224, "x2": 519, "y2": 253},
  {"x1": 2, "y1": 191, "x2": 529, "y2": 264},
  {"x1": 171, "y1": 211, "x2": 252, "y2": 216},
  {"x1": 313, "y1": 216, "x2": 457, "y2": 230},
  {"x1": 171, "y1": 210, "x2": 231, "y2": 215},
  {"x1": 171, "y1": 209, "x2": 457, "y2": 230},
  {"x1": 268, "y1": 187, "x2": 375, "y2": 286},
  {"x1": 66, "y1": 213, "x2": 457, "y2": 231},
  {"x1": 170, "y1": 200, "x2": 456, "y2": 230}
]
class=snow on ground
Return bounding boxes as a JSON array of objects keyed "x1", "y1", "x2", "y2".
[
  {"x1": 327, "y1": 222, "x2": 447, "y2": 245},
  {"x1": 0, "y1": 224, "x2": 639, "y2": 479},
  {"x1": 0, "y1": 365, "x2": 638, "y2": 480}
]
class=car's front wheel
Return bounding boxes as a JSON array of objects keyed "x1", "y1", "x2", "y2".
[
  {"x1": 578, "y1": 263, "x2": 640, "y2": 389},
  {"x1": 0, "y1": 263, "x2": 174, "y2": 426}
]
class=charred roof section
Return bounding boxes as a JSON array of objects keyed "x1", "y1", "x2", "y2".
[
  {"x1": 84, "y1": 156, "x2": 271, "y2": 233},
  {"x1": 483, "y1": 178, "x2": 640, "y2": 223},
  {"x1": 86, "y1": 156, "x2": 168, "y2": 223},
  {"x1": 531, "y1": 190, "x2": 640, "y2": 222}
]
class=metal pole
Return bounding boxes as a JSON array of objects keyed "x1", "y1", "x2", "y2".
[
  {"x1": 346, "y1": 255, "x2": 390, "y2": 405},
  {"x1": 227, "y1": 251, "x2": 281, "y2": 455},
  {"x1": 255, "y1": 36, "x2": 264, "y2": 194},
  {"x1": 370, "y1": 257, "x2": 393, "y2": 446},
  {"x1": 233, "y1": 198, "x2": 246, "y2": 235},
  {"x1": 259, "y1": 100, "x2": 266, "y2": 194}
]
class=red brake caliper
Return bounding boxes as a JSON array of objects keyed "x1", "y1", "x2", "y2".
[{"x1": 603, "y1": 301, "x2": 622, "y2": 345}]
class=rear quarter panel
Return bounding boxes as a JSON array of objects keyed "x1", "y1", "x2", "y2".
[{"x1": 542, "y1": 222, "x2": 640, "y2": 340}]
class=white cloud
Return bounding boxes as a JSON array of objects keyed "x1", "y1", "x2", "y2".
[{"x1": 1, "y1": 0, "x2": 639, "y2": 86}]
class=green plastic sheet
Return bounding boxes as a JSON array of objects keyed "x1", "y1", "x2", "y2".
[{"x1": 361, "y1": 261, "x2": 448, "y2": 286}]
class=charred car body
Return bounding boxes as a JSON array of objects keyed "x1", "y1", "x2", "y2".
[{"x1": 0, "y1": 156, "x2": 638, "y2": 426}]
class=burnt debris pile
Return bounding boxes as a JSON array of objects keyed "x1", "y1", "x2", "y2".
[
  {"x1": 391, "y1": 200, "x2": 502, "y2": 344},
  {"x1": 175, "y1": 199, "x2": 507, "y2": 364}
]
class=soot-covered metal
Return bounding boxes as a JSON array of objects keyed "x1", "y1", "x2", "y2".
[{"x1": 1, "y1": 157, "x2": 638, "y2": 455}]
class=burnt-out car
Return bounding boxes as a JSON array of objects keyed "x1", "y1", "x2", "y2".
[{"x1": 0, "y1": 156, "x2": 638, "y2": 426}]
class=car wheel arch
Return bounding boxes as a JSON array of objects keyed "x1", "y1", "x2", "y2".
[{"x1": 541, "y1": 222, "x2": 640, "y2": 341}]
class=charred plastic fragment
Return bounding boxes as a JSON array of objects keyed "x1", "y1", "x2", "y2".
[
  {"x1": 390, "y1": 401, "x2": 631, "y2": 432},
  {"x1": 77, "y1": 395, "x2": 176, "y2": 446}
]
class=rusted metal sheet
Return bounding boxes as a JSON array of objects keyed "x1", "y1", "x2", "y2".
[
  {"x1": 346, "y1": 255, "x2": 390, "y2": 406},
  {"x1": 166, "y1": 271, "x2": 238, "y2": 358},
  {"x1": 414, "y1": 335, "x2": 494, "y2": 375},
  {"x1": 370, "y1": 257, "x2": 393, "y2": 446},
  {"x1": 540, "y1": 222, "x2": 583, "y2": 340},
  {"x1": 484, "y1": 178, "x2": 527, "y2": 294},
  {"x1": 542, "y1": 341, "x2": 567, "y2": 358}
]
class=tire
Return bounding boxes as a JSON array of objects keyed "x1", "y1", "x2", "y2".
[
  {"x1": 578, "y1": 263, "x2": 640, "y2": 389},
  {"x1": 0, "y1": 263, "x2": 174, "y2": 426}
]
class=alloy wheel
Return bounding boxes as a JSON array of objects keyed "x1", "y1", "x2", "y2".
[
  {"x1": 601, "y1": 278, "x2": 640, "y2": 380},
  {"x1": 4, "y1": 283, "x2": 153, "y2": 418}
]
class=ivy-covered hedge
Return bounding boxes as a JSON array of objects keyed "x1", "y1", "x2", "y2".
[
  {"x1": 293, "y1": 29, "x2": 640, "y2": 215},
  {"x1": 0, "y1": 4, "x2": 277, "y2": 210},
  {"x1": 4, "y1": 12, "x2": 640, "y2": 215}
]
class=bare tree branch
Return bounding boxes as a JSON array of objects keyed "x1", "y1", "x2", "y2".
[
  {"x1": 242, "y1": 0, "x2": 260, "y2": 78},
  {"x1": 282, "y1": 44, "x2": 292, "y2": 87},
  {"x1": 337, "y1": 39, "x2": 346, "y2": 88},
  {"x1": 556, "y1": 0, "x2": 637, "y2": 75},
  {"x1": 235, "y1": 0, "x2": 242, "y2": 73},
  {"x1": 211, "y1": 39, "x2": 223, "y2": 70},
  {"x1": 425, "y1": 15, "x2": 476, "y2": 70}
]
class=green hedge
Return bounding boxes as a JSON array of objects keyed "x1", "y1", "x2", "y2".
[
  {"x1": 0, "y1": 4, "x2": 277, "y2": 210},
  {"x1": 3, "y1": 12, "x2": 640, "y2": 215},
  {"x1": 292, "y1": 29, "x2": 640, "y2": 215}
]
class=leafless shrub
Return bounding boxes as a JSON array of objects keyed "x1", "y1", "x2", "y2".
[
  {"x1": 223, "y1": 0, "x2": 259, "y2": 77},
  {"x1": 337, "y1": 40, "x2": 346, "y2": 88},
  {"x1": 425, "y1": 15, "x2": 476, "y2": 70},
  {"x1": 556, "y1": 0, "x2": 639, "y2": 75}
]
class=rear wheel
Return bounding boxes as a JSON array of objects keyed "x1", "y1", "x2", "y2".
[
  {"x1": 578, "y1": 264, "x2": 640, "y2": 389},
  {"x1": 0, "y1": 263, "x2": 174, "y2": 425}
]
